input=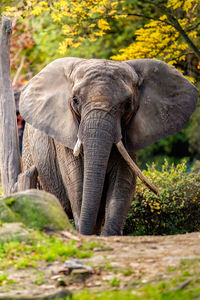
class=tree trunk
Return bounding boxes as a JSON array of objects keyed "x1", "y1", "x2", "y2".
[{"x1": 0, "y1": 16, "x2": 21, "y2": 196}]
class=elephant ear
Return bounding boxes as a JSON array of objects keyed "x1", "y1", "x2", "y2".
[
  {"x1": 19, "y1": 57, "x2": 84, "y2": 149},
  {"x1": 125, "y1": 59, "x2": 198, "y2": 152}
]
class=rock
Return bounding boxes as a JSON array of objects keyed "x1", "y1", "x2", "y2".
[
  {"x1": 0, "y1": 190, "x2": 73, "y2": 231},
  {"x1": 0, "y1": 222, "x2": 30, "y2": 242},
  {"x1": 59, "y1": 259, "x2": 93, "y2": 274}
]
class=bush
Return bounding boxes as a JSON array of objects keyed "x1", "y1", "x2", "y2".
[{"x1": 124, "y1": 160, "x2": 200, "y2": 235}]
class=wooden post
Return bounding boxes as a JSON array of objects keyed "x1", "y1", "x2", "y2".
[{"x1": 0, "y1": 16, "x2": 22, "y2": 196}]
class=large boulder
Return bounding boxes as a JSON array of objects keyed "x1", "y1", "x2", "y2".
[{"x1": 0, "y1": 189, "x2": 73, "y2": 231}]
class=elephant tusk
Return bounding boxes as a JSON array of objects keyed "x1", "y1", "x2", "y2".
[
  {"x1": 116, "y1": 141, "x2": 160, "y2": 197},
  {"x1": 73, "y1": 138, "x2": 82, "y2": 157}
]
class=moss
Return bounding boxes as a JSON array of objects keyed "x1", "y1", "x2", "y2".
[
  {"x1": 0, "y1": 190, "x2": 73, "y2": 231},
  {"x1": 5, "y1": 198, "x2": 15, "y2": 206},
  {"x1": 0, "y1": 201, "x2": 17, "y2": 223}
]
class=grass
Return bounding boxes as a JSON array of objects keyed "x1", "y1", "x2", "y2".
[
  {"x1": 120, "y1": 269, "x2": 135, "y2": 276},
  {"x1": 71, "y1": 285, "x2": 200, "y2": 300},
  {"x1": 109, "y1": 277, "x2": 121, "y2": 287},
  {"x1": 0, "y1": 230, "x2": 96, "y2": 270},
  {"x1": 34, "y1": 271, "x2": 45, "y2": 285}
]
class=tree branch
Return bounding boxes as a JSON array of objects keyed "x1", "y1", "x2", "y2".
[
  {"x1": 187, "y1": 21, "x2": 200, "y2": 32},
  {"x1": 164, "y1": 11, "x2": 200, "y2": 60},
  {"x1": 111, "y1": 13, "x2": 171, "y2": 25},
  {"x1": 137, "y1": 0, "x2": 200, "y2": 60},
  {"x1": 12, "y1": 54, "x2": 25, "y2": 87}
]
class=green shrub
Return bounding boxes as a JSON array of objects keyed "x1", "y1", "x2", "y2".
[{"x1": 124, "y1": 160, "x2": 200, "y2": 235}]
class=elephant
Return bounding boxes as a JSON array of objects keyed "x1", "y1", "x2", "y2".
[{"x1": 19, "y1": 57, "x2": 198, "y2": 236}]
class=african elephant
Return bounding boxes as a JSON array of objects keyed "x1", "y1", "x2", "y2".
[{"x1": 19, "y1": 58, "x2": 198, "y2": 236}]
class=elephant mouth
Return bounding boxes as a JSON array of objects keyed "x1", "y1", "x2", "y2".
[{"x1": 73, "y1": 138, "x2": 160, "y2": 196}]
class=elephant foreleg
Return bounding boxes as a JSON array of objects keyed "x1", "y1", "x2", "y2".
[
  {"x1": 102, "y1": 151, "x2": 137, "y2": 236},
  {"x1": 55, "y1": 143, "x2": 84, "y2": 231},
  {"x1": 24, "y1": 124, "x2": 72, "y2": 217}
]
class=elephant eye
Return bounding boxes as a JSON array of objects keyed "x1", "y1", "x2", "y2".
[
  {"x1": 73, "y1": 96, "x2": 79, "y2": 105},
  {"x1": 124, "y1": 99, "x2": 132, "y2": 112}
]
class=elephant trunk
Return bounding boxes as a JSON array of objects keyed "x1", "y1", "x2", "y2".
[{"x1": 79, "y1": 112, "x2": 115, "y2": 235}]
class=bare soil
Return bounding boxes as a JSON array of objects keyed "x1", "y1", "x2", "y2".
[{"x1": 0, "y1": 232, "x2": 200, "y2": 298}]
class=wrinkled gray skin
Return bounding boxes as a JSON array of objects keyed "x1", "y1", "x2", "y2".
[{"x1": 20, "y1": 58, "x2": 198, "y2": 236}]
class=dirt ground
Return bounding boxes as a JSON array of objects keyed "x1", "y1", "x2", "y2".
[{"x1": 0, "y1": 232, "x2": 200, "y2": 298}]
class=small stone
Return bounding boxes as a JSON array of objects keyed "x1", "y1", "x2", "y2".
[{"x1": 62, "y1": 259, "x2": 93, "y2": 273}]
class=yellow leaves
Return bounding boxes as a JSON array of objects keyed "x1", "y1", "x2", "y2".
[
  {"x1": 111, "y1": 1, "x2": 119, "y2": 8},
  {"x1": 4, "y1": 0, "x2": 118, "y2": 53},
  {"x1": 64, "y1": 38, "x2": 73, "y2": 47},
  {"x1": 112, "y1": 9, "x2": 198, "y2": 81},
  {"x1": 160, "y1": 15, "x2": 168, "y2": 21},
  {"x1": 94, "y1": 31, "x2": 105, "y2": 37},
  {"x1": 167, "y1": 0, "x2": 182, "y2": 10},
  {"x1": 4, "y1": 6, "x2": 20, "y2": 17},
  {"x1": 58, "y1": 42, "x2": 67, "y2": 54},
  {"x1": 183, "y1": 0, "x2": 193, "y2": 11},
  {"x1": 48, "y1": 0, "x2": 113, "y2": 53},
  {"x1": 90, "y1": 37, "x2": 97, "y2": 42},
  {"x1": 51, "y1": 12, "x2": 62, "y2": 22},
  {"x1": 39, "y1": 1, "x2": 48, "y2": 6},
  {"x1": 78, "y1": 37, "x2": 85, "y2": 42},
  {"x1": 109, "y1": 10, "x2": 117, "y2": 15},
  {"x1": 185, "y1": 76, "x2": 195, "y2": 83},
  {"x1": 62, "y1": 24, "x2": 73, "y2": 34},
  {"x1": 4, "y1": 0, "x2": 199, "y2": 72},
  {"x1": 5, "y1": 6, "x2": 16, "y2": 12},
  {"x1": 27, "y1": 0, "x2": 50, "y2": 16},
  {"x1": 188, "y1": 30, "x2": 198, "y2": 39},
  {"x1": 89, "y1": 24, "x2": 96, "y2": 28},
  {"x1": 113, "y1": 14, "x2": 128, "y2": 19},
  {"x1": 73, "y1": 42, "x2": 81, "y2": 48},
  {"x1": 98, "y1": 19, "x2": 110, "y2": 31},
  {"x1": 31, "y1": 6, "x2": 43, "y2": 16},
  {"x1": 167, "y1": 0, "x2": 197, "y2": 12},
  {"x1": 58, "y1": 37, "x2": 74, "y2": 54},
  {"x1": 54, "y1": 0, "x2": 68, "y2": 8}
]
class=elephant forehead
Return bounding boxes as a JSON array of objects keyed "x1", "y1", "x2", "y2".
[
  {"x1": 71, "y1": 59, "x2": 137, "y2": 84},
  {"x1": 71, "y1": 60, "x2": 137, "y2": 103}
]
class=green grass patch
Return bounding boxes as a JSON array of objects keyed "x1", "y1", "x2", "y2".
[
  {"x1": 0, "y1": 273, "x2": 7, "y2": 285},
  {"x1": 120, "y1": 269, "x2": 135, "y2": 276},
  {"x1": 71, "y1": 285, "x2": 200, "y2": 300},
  {"x1": 34, "y1": 271, "x2": 45, "y2": 285},
  {"x1": 109, "y1": 277, "x2": 121, "y2": 287},
  {"x1": 0, "y1": 230, "x2": 93, "y2": 270}
]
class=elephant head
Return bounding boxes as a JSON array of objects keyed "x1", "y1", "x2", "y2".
[{"x1": 19, "y1": 57, "x2": 198, "y2": 235}]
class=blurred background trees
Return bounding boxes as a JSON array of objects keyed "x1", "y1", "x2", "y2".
[{"x1": 1, "y1": 0, "x2": 200, "y2": 168}]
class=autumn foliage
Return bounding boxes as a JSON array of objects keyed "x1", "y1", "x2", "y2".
[{"x1": 2, "y1": 0, "x2": 199, "y2": 85}]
